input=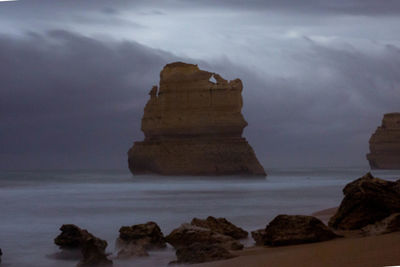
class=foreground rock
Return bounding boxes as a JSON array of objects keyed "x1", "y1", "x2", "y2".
[
  {"x1": 362, "y1": 213, "x2": 400, "y2": 236},
  {"x1": 329, "y1": 173, "x2": 400, "y2": 230},
  {"x1": 191, "y1": 216, "x2": 248, "y2": 239},
  {"x1": 116, "y1": 222, "x2": 165, "y2": 258},
  {"x1": 253, "y1": 215, "x2": 338, "y2": 246},
  {"x1": 166, "y1": 224, "x2": 243, "y2": 251},
  {"x1": 54, "y1": 224, "x2": 112, "y2": 266},
  {"x1": 78, "y1": 237, "x2": 112, "y2": 267},
  {"x1": 171, "y1": 243, "x2": 235, "y2": 264},
  {"x1": 367, "y1": 113, "x2": 400, "y2": 169},
  {"x1": 128, "y1": 62, "x2": 266, "y2": 176}
]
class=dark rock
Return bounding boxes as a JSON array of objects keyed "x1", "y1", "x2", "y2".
[
  {"x1": 250, "y1": 229, "x2": 266, "y2": 245},
  {"x1": 329, "y1": 173, "x2": 400, "y2": 230},
  {"x1": 166, "y1": 224, "x2": 243, "y2": 251},
  {"x1": 77, "y1": 237, "x2": 113, "y2": 267},
  {"x1": 362, "y1": 213, "x2": 400, "y2": 235},
  {"x1": 116, "y1": 243, "x2": 149, "y2": 259},
  {"x1": 172, "y1": 243, "x2": 235, "y2": 264},
  {"x1": 191, "y1": 216, "x2": 248, "y2": 239},
  {"x1": 258, "y1": 215, "x2": 337, "y2": 246},
  {"x1": 118, "y1": 221, "x2": 166, "y2": 250},
  {"x1": 0, "y1": 248, "x2": 2, "y2": 263},
  {"x1": 54, "y1": 224, "x2": 112, "y2": 266}
]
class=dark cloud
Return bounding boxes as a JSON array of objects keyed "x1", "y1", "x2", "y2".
[
  {"x1": 0, "y1": 30, "x2": 176, "y2": 169},
  {"x1": 1, "y1": 28, "x2": 400, "y2": 170}
]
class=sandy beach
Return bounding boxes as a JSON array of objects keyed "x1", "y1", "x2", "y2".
[{"x1": 196, "y1": 207, "x2": 400, "y2": 267}]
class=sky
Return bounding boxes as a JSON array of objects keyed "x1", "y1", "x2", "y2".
[{"x1": 1, "y1": 0, "x2": 400, "y2": 170}]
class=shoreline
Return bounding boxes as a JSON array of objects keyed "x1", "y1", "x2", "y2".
[{"x1": 195, "y1": 207, "x2": 400, "y2": 267}]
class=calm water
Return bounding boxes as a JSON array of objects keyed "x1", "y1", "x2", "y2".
[{"x1": 0, "y1": 168, "x2": 399, "y2": 267}]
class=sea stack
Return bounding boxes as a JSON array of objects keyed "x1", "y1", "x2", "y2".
[
  {"x1": 367, "y1": 113, "x2": 400, "y2": 169},
  {"x1": 128, "y1": 62, "x2": 266, "y2": 176}
]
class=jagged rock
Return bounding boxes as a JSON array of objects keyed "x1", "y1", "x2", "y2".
[
  {"x1": 118, "y1": 222, "x2": 166, "y2": 249},
  {"x1": 171, "y1": 243, "x2": 235, "y2": 264},
  {"x1": 115, "y1": 222, "x2": 165, "y2": 258},
  {"x1": 54, "y1": 224, "x2": 112, "y2": 266},
  {"x1": 0, "y1": 248, "x2": 2, "y2": 263},
  {"x1": 362, "y1": 213, "x2": 400, "y2": 236},
  {"x1": 367, "y1": 113, "x2": 400, "y2": 169},
  {"x1": 255, "y1": 215, "x2": 337, "y2": 246},
  {"x1": 191, "y1": 216, "x2": 248, "y2": 239},
  {"x1": 251, "y1": 229, "x2": 266, "y2": 245},
  {"x1": 128, "y1": 62, "x2": 266, "y2": 176},
  {"x1": 77, "y1": 237, "x2": 112, "y2": 267},
  {"x1": 329, "y1": 173, "x2": 400, "y2": 230},
  {"x1": 166, "y1": 223, "x2": 243, "y2": 251}
]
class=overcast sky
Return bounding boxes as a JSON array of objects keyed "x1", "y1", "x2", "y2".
[{"x1": 1, "y1": 0, "x2": 400, "y2": 170}]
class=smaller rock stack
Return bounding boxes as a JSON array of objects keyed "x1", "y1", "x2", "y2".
[{"x1": 367, "y1": 113, "x2": 400, "y2": 169}]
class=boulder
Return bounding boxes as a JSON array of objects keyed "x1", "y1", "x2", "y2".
[
  {"x1": 171, "y1": 243, "x2": 235, "y2": 264},
  {"x1": 117, "y1": 221, "x2": 166, "y2": 250},
  {"x1": 255, "y1": 215, "x2": 337, "y2": 246},
  {"x1": 362, "y1": 213, "x2": 400, "y2": 236},
  {"x1": 77, "y1": 237, "x2": 112, "y2": 267},
  {"x1": 54, "y1": 224, "x2": 112, "y2": 265},
  {"x1": 191, "y1": 216, "x2": 248, "y2": 239},
  {"x1": 328, "y1": 173, "x2": 400, "y2": 230},
  {"x1": 128, "y1": 62, "x2": 266, "y2": 176},
  {"x1": 166, "y1": 224, "x2": 243, "y2": 251},
  {"x1": 367, "y1": 113, "x2": 400, "y2": 169}
]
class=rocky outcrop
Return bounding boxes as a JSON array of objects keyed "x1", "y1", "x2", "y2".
[
  {"x1": 367, "y1": 113, "x2": 400, "y2": 169},
  {"x1": 362, "y1": 213, "x2": 400, "y2": 236},
  {"x1": 165, "y1": 223, "x2": 243, "y2": 251},
  {"x1": 190, "y1": 216, "x2": 248, "y2": 239},
  {"x1": 128, "y1": 62, "x2": 266, "y2": 176},
  {"x1": 54, "y1": 224, "x2": 112, "y2": 266},
  {"x1": 253, "y1": 215, "x2": 338, "y2": 246},
  {"x1": 171, "y1": 243, "x2": 235, "y2": 264},
  {"x1": 251, "y1": 229, "x2": 266, "y2": 246},
  {"x1": 116, "y1": 222, "x2": 165, "y2": 258},
  {"x1": 329, "y1": 173, "x2": 400, "y2": 230}
]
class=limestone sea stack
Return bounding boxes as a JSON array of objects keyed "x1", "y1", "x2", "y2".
[
  {"x1": 367, "y1": 113, "x2": 400, "y2": 169},
  {"x1": 128, "y1": 62, "x2": 266, "y2": 176}
]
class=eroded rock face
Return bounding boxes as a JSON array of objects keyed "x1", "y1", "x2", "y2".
[
  {"x1": 362, "y1": 213, "x2": 400, "y2": 236},
  {"x1": 128, "y1": 62, "x2": 266, "y2": 176},
  {"x1": 77, "y1": 237, "x2": 113, "y2": 267},
  {"x1": 116, "y1": 222, "x2": 165, "y2": 259},
  {"x1": 165, "y1": 223, "x2": 243, "y2": 251},
  {"x1": 367, "y1": 113, "x2": 400, "y2": 169},
  {"x1": 191, "y1": 216, "x2": 248, "y2": 239},
  {"x1": 172, "y1": 243, "x2": 235, "y2": 264},
  {"x1": 254, "y1": 215, "x2": 337, "y2": 246},
  {"x1": 328, "y1": 173, "x2": 400, "y2": 230}
]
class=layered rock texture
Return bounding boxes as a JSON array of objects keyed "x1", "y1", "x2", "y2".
[
  {"x1": 128, "y1": 62, "x2": 266, "y2": 176},
  {"x1": 367, "y1": 113, "x2": 400, "y2": 169}
]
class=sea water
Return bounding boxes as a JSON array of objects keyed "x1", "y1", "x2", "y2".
[{"x1": 0, "y1": 168, "x2": 399, "y2": 267}]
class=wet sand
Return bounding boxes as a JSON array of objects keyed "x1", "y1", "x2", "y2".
[
  {"x1": 197, "y1": 232, "x2": 400, "y2": 267},
  {"x1": 197, "y1": 207, "x2": 400, "y2": 267}
]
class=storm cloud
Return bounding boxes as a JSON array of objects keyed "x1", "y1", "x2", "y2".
[{"x1": 1, "y1": 1, "x2": 400, "y2": 170}]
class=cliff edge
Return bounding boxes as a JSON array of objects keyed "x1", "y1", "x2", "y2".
[
  {"x1": 128, "y1": 62, "x2": 266, "y2": 176},
  {"x1": 367, "y1": 113, "x2": 400, "y2": 169}
]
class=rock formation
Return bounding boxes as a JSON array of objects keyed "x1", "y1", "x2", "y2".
[
  {"x1": 116, "y1": 222, "x2": 165, "y2": 258},
  {"x1": 128, "y1": 62, "x2": 266, "y2": 176},
  {"x1": 328, "y1": 173, "x2": 400, "y2": 230},
  {"x1": 252, "y1": 215, "x2": 338, "y2": 246},
  {"x1": 191, "y1": 216, "x2": 248, "y2": 239},
  {"x1": 172, "y1": 243, "x2": 235, "y2": 264},
  {"x1": 367, "y1": 113, "x2": 400, "y2": 169},
  {"x1": 165, "y1": 223, "x2": 243, "y2": 251}
]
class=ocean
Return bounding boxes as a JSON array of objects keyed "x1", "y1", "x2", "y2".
[{"x1": 1, "y1": 168, "x2": 399, "y2": 267}]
